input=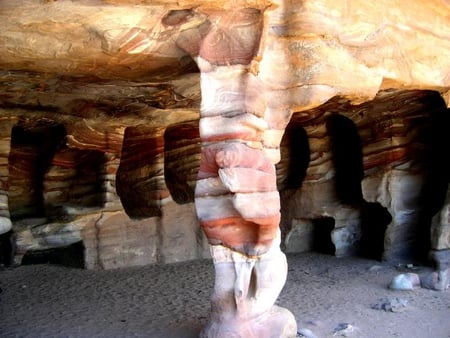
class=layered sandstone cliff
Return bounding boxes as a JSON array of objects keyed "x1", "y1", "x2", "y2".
[{"x1": 0, "y1": 0, "x2": 448, "y2": 271}]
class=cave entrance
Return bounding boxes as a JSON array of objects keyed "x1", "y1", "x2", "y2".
[
  {"x1": 277, "y1": 123, "x2": 311, "y2": 246},
  {"x1": 277, "y1": 124, "x2": 310, "y2": 191},
  {"x1": 8, "y1": 120, "x2": 66, "y2": 220},
  {"x1": 21, "y1": 241, "x2": 85, "y2": 268},
  {"x1": 8, "y1": 120, "x2": 107, "y2": 268},
  {"x1": 8, "y1": 120, "x2": 107, "y2": 222},
  {"x1": 326, "y1": 113, "x2": 390, "y2": 260},
  {"x1": 312, "y1": 217, "x2": 336, "y2": 255},
  {"x1": 116, "y1": 125, "x2": 166, "y2": 218},
  {"x1": 358, "y1": 202, "x2": 392, "y2": 260},
  {"x1": 326, "y1": 114, "x2": 364, "y2": 205},
  {"x1": 43, "y1": 148, "x2": 107, "y2": 219},
  {"x1": 410, "y1": 94, "x2": 450, "y2": 263},
  {"x1": 164, "y1": 120, "x2": 200, "y2": 204}
]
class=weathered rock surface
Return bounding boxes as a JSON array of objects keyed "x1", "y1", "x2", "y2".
[
  {"x1": 0, "y1": 1, "x2": 449, "y2": 264},
  {"x1": 420, "y1": 268, "x2": 450, "y2": 291},
  {"x1": 201, "y1": 236, "x2": 297, "y2": 338},
  {"x1": 0, "y1": 1, "x2": 450, "y2": 336},
  {"x1": 371, "y1": 297, "x2": 409, "y2": 313}
]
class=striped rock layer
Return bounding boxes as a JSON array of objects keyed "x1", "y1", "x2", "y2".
[
  {"x1": 1, "y1": 1, "x2": 450, "y2": 336},
  {"x1": 0, "y1": 0, "x2": 448, "y2": 267}
]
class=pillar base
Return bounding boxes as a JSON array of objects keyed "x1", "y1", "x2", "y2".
[
  {"x1": 200, "y1": 305, "x2": 297, "y2": 338},
  {"x1": 201, "y1": 238, "x2": 297, "y2": 338}
]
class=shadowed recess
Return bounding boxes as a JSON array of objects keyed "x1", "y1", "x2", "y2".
[
  {"x1": 0, "y1": 230, "x2": 15, "y2": 267},
  {"x1": 326, "y1": 114, "x2": 364, "y2": 205},
  {"x1": 164, "y1": 120, "x2": 200, "y2": 204},
  {"x1": 8, "y1": 120, "x2": 66, "y2": 219},
  {"x1": 313, "y1": 217, "x2": 336, "y2": 255},
  {"x1": 117, "y1": 126, "x2": 167, "y2": 218},
  {"x1": 22, "y1": 241, "x2": 85, "y2": 268},
  {"x1": 277, "y1": 124, "x2": 310, "y2": 190},
  {"x1": 413, "y1": 95, "x2": 450, "y2": 263},
  {"x1": 358, "y1": 202, "x2": 391, "y2": 261},
  {"x1": 44, "y1": 148, "x2": 107, "y2": 219}
]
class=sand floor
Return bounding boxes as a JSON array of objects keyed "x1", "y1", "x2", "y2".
[{"x1": 1, "y1": 252, "x2": 449, "y2": 338}]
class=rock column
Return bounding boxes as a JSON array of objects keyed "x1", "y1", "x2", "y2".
[
  {"x1": 172, "y1": 5, "x2": 297, "y2": 338},
  {"x1": 0, "y1": 118, "x2": 16, "y2": 234}
]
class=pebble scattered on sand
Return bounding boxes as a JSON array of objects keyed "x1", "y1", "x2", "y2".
[
  {"x1": 370, "y1": 297, "x2": 409, "y2": 312},
  {"x1": 297, "y1": 327, "x2": 317, "y2": 338},
  {"x1": 333, "y1": 322, "x2": 355, "y2": 336}
]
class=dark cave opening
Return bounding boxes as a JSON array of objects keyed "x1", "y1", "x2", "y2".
[
  {"x1": 277, "y1": 123, "x2": 311, "y2": 245},
  {"x1": 44, "y1": 148, "x2": 107, "y2": 220},
  {"x1": 410, "y1": 94, "x2": 450, "y2": 263},
  {"x1": 358, "y1": 202, "x2": 392, "y2": 260},
  {"x1": 116, "y1": 125, "x2": 166, "y2": 218},
  {"x1": 278, "y1": 124, "x2": 311, "y2": 190},
  {"x1": 164, "y1": 120, "x2": 200, "y2": 204},
  {"x1": 9, "y1": 120, "x2": 107, "y2": 222},
  {"x1": 0, "y1": 230, "x2": 15, "y2": 267},
  {"x1": 21, "y1": 241, "x2": 85, "y2": 268},
  {"x1": 7, "y1": 120, "x2": 108, "y2": 268},
  {"x1": 312, "y1": 217, "x2": 336, "y2": 255},
  {"x1": 326, "y1": 113, "x2": 391, "y2": 260},
  {"x1": 8, "y1": 120, "x2": 66, "y2": 220},
  {"x1": 326, "y1": 114, "x2": 364, "y2": 205}
]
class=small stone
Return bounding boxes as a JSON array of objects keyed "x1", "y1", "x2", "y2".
[
  {"x1": 371, "y1": 297, "x2": 409, "y2": 312},
  {"x1": 333, "y1": 323, "x2": 354, "y2": 336},
  {"x1": 389, "y1": 273, "x2": 420, "y2": 290},
  {"x1": 297, "y1": 328, "x2": 317, "y2": 338},
  {"x1": 368, "y1": 265, "x2": 383, "y2": 272}
]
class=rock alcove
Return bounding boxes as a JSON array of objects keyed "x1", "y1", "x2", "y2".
[{"x1": 0, "y1": 1, "x2": 449, "y2": 337}]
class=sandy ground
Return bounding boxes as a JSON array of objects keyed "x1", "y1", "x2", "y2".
[{"x1": 1, "y1": 252, "x2": 449, "y2": 338}]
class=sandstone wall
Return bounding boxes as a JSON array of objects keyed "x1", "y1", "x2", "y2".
[{"x1": 0, "y1": 0, "x2": 449, "y2": 269}]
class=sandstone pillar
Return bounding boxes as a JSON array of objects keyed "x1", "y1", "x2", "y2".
[{"x1": 170, "y1": 4, "x2": 297, "y2": 337}]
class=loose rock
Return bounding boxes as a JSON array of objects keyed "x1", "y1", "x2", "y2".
[
  {"x1": 371, "y1": 297, "x2": 409, "y2": 312},
  {"x1": 389, "y1": 273, "x2": 420, "y2": 290},
  {"x1": 333, "y1": 323, "x2": 355, "y2": 336},
  {"x1": 297, "y1": 328, "x2": 318, "y2": 338}
]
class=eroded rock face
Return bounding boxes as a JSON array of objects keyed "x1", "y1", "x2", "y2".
[
  {"x1": 0, "y1": 0, "x2": 450, "y2": 336},
  {"x1": 281, "y1": 90, "x2": 450, "y2": 262},
  {"x1": 172, "y1": 6, "x2": 299, "y2": 335}
]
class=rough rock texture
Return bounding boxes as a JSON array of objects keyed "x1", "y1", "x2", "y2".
[
  {"x1": 0, "y1": 0, "x2": 449, "y2": 263},
  {"x1": 0, "y1": 0, "x2": 450, "y2": 337},
  {"x1": 175, "y1": 5, "x2": 298, "y2": 335},
  {"x1": 280, "y1": 90, "x2": 450, "y2": 262}
]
